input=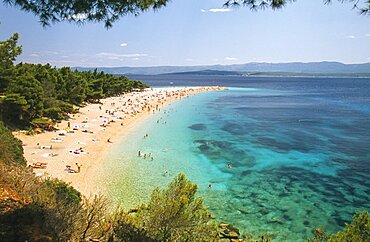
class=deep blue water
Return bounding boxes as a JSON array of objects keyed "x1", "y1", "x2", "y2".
[{"x1": 106, "y1": 75, "x2": 370, "y2": 241}]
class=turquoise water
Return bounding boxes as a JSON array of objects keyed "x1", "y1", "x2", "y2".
[{"x1": 100, "y1": 78, "x2": 370, "y2": 241}]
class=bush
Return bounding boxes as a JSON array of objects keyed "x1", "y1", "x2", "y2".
[
  {"x1": 44, "y1": 179, "x2": 81, "y2": 204},
  {"x1": 307, "y1": 211, "x2": 370, "y2": 242},
  {"x1": 328, "y1": 211, "x2": 369, "y2": 242},
  {"x1": 43, "y1": 107, "x2": 65, "y2": 121},
  {"x1": 123, "y1": 173, "x2": 219, "y2": 242},
  {"x1": 0, "y1": 121, "x2": 25, "y2": 166}
]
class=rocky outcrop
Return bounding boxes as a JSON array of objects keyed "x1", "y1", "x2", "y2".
[{"x1": 219, "y1": 222, "x2": 244, "y2": 241}]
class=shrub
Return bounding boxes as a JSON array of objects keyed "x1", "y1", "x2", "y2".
[
  {"x1": 0, "y1": 121, "x2": 25, "y2": 166},
  {"x1": 43, "y1": 107, "x2": 65, "y2": 121},
  {"x1": 307, "y1": 211, "x2": 370, "y2": 242},
  {"x1": 128, "y1": 173, "x2": 219, "y2": 242},
  {"x1": 328, "y1": 211, "x2": 370, "y2": 242},
  {"x1": 44, "y1": 179, "x2": 81, "y2": 204}
]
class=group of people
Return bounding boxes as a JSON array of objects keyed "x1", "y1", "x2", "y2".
[
  {"x1": 137, "y1": 150, "x2": 154, "y2": 160},
  {"x1": 27, "y1": 87, "x2": 223, "y2": 181}
]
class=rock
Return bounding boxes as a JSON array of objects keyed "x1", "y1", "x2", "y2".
[
  {"x1": 267, "y1": 217, "x2": 283, "y2": 224},
  {"x1": 218, "y1": 222, "x2": 240, "y2": 240},
  {"x1": 228, "y1": 231, "x2": 240, "y2": 238},
  {"x1": 219, "y1": 223, "x2": 230, "y2": 228}
]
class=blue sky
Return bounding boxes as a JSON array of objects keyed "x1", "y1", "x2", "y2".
[{"x1": 1, "y1": 0, "x2": 369, "y2": 67}]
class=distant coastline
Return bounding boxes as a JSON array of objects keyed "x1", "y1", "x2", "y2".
[
  {"x1": 158, "y1": 70, "x2": 370, "y2": 78},
  {"x1": 74, "y1": 61, "x2": 370, "y2": 77}
]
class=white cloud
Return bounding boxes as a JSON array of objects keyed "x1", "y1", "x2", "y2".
[
  {"x1": 200, "y1": 9, "x2": 206, "y2": 13},
  {"x1": 97, "y1": 52, "x2": 148, "y2": 60},
  {"x1": 208, "y1": 8, "x2": 232, "y2": 13},
  {"x1": 346, "y1": 35, "x2": 356, "y2": 39},
  {"x1": 30, "y1": 53, "x2": 39, "y2": 57},
  {"x1": 120, "y1": 43, "x2": 128, "y2": 47},
  {"x1": 225, "y1": 57, "x2": 238, "y2": 61},
  {"x1": 42, "y1": 51, "x2": 59, "y2": 55},
  {"x1": 366, "y1": 34, "x2": 370, "y2": 37},
  {"x1": 185, "y1": 58, "x2": 194, "y2": 61}
]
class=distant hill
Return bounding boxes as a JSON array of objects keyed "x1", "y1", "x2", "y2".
[
  {"x1": 163, "y1": 69, "x2": 242, "y2": 76},
  {"x1": 75, "y1": 61, "x2": 370, "y2": 76}
]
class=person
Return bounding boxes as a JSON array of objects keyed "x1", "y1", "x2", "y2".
[
  {"x1": 227, "y1": 163, "x2": 233, "y2": 168},
  {"x1": 76, "y1": 163, "x2": 81, "y2": 173},
  {"x1": 208, "y1": 184, "x2": 212, "y2": 189},
  {"x1": 138, "y1": 151, "x2": 141, "y2": 157}
]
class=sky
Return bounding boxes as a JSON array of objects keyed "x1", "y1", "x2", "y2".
[{"x1": 0, "y1": 0, "x2": 370, "y2": 67}]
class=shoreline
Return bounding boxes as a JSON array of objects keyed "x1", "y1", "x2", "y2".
[{"x1": 15, "y1": 86, "x2": 224, "y2": 197}]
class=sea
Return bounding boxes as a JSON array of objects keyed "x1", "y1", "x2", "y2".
[{"x1": 98, "y1": 75, "x2": 370, "y2": 241}]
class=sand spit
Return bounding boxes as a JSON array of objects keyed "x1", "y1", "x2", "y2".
[{"x1": 15, "y1": 86, "x2": 224, "y2": 196}]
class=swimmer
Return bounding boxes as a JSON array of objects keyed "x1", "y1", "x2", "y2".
[
  {"x1": 208, "y1": 184, "x2": 212, "y2": 189},
  {"x1": 227, "y1": 163, "x2": 233, "y2": 168}
]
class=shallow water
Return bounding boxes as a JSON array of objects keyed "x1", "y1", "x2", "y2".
[{"x1": 100, "y1": 76, "x2": 370, "y2": 241}]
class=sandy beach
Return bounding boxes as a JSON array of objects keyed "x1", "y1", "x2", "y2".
[{"x1": 15, "y1": 86, "x2": 223, "y2": 197}]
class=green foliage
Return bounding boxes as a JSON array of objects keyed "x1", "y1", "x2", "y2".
[
  {"x1": 307, "y1": 211, "x2": 370, "y2": 242},
  {"x1": 0, "y1": 93, "x2": 29, "y2": 125},
  {"x1": 6, "y1": 74, "x2": 45, "y2": 119},
  {"x1": 43, "y1": 107, "x2": 65, "y2": 121},
  {"x1": 4, "y1": 0, "x2": 170, "y2": 28},
  {"x1": 0, "y1": 121, "x2": 25, "y2": 165},
  {"x1": 44, "y1": 179, "x2": 81, "y2": 204},
  {"x1": 110, "y1": 210, "x2": 158, "y2": 242},
  {"x1": 126, "y1": 173, "x2": 219, "y2": 241},
  {"x1": 0, "y1": 33, "x2": 22, "y2": 68},
  {"x1": 0, "y1": 155, "x2": 107, "y2": 241},
  {"x1": 328, "y1": 211, "x2": 370, "y2": 242},
  {"x1": 307, "y1": 227, "x2": 329, "y2": 242},
  {"x1": 224, "y1": 0, "x2": 370, "y2": 15}
]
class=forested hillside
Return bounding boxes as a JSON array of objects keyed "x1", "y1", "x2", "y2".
[{"x1": 0, "y1": 34, "x2": 148, "y2": 128}]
